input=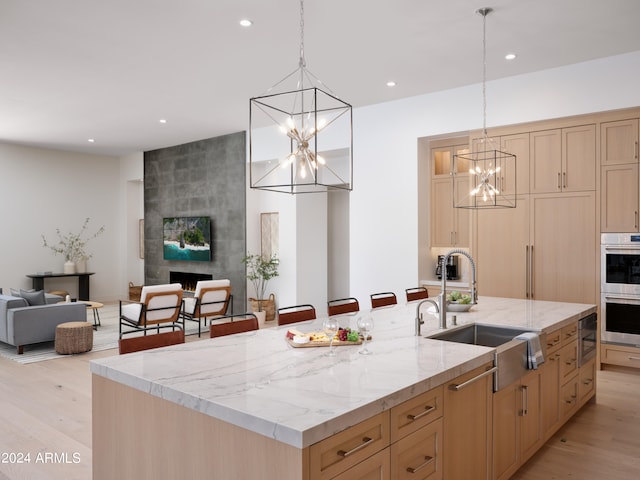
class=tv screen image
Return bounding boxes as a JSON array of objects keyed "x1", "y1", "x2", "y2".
[{"x1": 163, "y1": 216, "x2": 211, "y2": 261}]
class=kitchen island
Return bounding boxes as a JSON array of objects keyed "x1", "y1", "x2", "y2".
[{"x1": 91, "y1": 296, "x2": 596, "y2": 479}]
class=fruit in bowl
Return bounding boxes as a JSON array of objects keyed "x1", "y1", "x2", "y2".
[{"x1": 446, "y1": 291, "x2": 473, "y2": 311}]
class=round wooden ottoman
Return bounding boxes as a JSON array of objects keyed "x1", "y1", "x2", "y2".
[{"x1": 55, "y1": 321, "x2": 94, "y2": 354}]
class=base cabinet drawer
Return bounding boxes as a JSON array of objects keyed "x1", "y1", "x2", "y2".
[
  {"x1": 602, "y1": 344, "x2": 640, "y2": 368},
  {"x1": 579, "y1": 358, "x2": 596, "y2": 404},
  {"x1": 390, "y1": 385, "x2": 443, "y2": 443},
  {"x1": 331, "y1": 449, "x2": 390, "y2": 480},
  {"x1": 559, "y1": 341, "x2": 579, "y2": 383},
  {"x1": 559, "y1": 375, "x2": 579, "y2": 419},
  {"x1": 390, "y1": 417, "x2": 443, "y2": 480},
  {"x1": 310, "y1": 411, "x2": 390, "y2": 480}
]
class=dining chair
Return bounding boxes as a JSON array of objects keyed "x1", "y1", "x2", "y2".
[
  {"x1": 405, "y1": 287, "x2": 429, "y2": 303},
  {"x1": 182, "y1": 279, "x2": 232, "y2": 337},
  {"x1": 278, "y1": 304, "x2": 316, "y2": 326},
  {"x1": 327, "y1": 297, "x2": 360, "y2": 316},
  {"x1": 210, "y1": 313, "x2": 259, "y2": 338},
  {"x1": 119, "y1": 283, "x2": 184, "y2": 336},
  {"x1": 370, "y1": 292, "x2": 398, "y2": 309},
  {"x1": 119, "y1": 325, "x2": 185, "y2": 354}
]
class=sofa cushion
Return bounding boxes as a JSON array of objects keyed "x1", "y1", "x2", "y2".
[{"x1": 20, "y1": 289, "x2": 46, "y2": 306}]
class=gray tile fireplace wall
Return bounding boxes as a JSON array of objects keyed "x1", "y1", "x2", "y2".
[{"x1": 143, "y1": 131, "x2": 246, "y2": 314}]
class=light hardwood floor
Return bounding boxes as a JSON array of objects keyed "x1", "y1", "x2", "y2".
[{"x1": 1, "y1": 348, "x2": 639, "y2": 479}]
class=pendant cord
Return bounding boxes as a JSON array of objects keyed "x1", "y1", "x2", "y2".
[
  {"x1": 299, "y1": 0, "x2": 305, "y2": 69},
  {"x1": 481, "y1": 8, "x2": 488, "y2": 140}
]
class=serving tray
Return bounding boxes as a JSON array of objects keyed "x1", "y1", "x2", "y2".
[{"x1": 286, "y1": 337, "x2": 363, "y2": 348}]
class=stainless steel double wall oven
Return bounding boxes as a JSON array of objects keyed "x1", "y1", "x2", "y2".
[{"x1": 601, "y1": 233, "x2": 640, "y2": 347}]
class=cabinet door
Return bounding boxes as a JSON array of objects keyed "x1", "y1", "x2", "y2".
[
  {"x1": 501, "y1": 133, "x2": 530, "y2": 196},
  {"x1": 562, "y1": 124, "x2": 596, "y2": 192},
  {"x1": 431, "y1": 178, "x2": 455, "y2": 247},
  {"x1": 520, "y1": 369, "x2": 542, "y2": 463},
  {"x1": 431, "y1": 177, "x2": 470, "y2": 247},
  {"x1": 476, "y1": 197, "x2": 529, "y2": 299},
  {"x1": 492, "y1": 383, "x2": 520, "y2": 480},
  {"x1": 601, "y1": 163, "x2": 639, "y2": 232},
  {"x1": 540, "y1": 352, "x2": 561, "y2": 440},
  {"x1": 601, "y1": 118, "x2": 639, "y2": 165},
  {"x1": 443, "y1": 363, "x2": 493, "y2": 480},
  {"x1": 530, "y1": 192, "x2": 596, "y2": 304},
  {"x1": 530, "y1": 129, "x2": 561, "y2": 194}
]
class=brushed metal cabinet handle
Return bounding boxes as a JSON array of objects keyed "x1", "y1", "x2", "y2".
[
  {"x1": 407, "y1": 405, "x2": 436, "y2": 421},
  {"x1": 407, "y1": 456, "x2": 435, "y2": 474},
  {"x1": 337, "y1": 436, "x2": 374, "y2": 457}
]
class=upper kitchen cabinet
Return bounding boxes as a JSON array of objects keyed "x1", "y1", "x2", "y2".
[
  {"x1": 600, "y1": 118, "x2": 640, "y2": 232},
  {"x1": 530, "y1": 125, "x2": 596, "y2": 194},
  {"x1": 431, "y1": 140, "x2": 471, "y2": 177},
  {"x1": 430, "y1": 140, "x2": 471, "y2": 248},
  {"x1": 601, "y1": 119, "x2": 639, "y2": 165},
  {"x1": 501, "y1": 133, "x2": 530, "y2": 196}
]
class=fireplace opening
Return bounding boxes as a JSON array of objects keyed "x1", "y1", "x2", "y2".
[{"x1": 169, "y1": 271, "x2": 213, "y2": 292}]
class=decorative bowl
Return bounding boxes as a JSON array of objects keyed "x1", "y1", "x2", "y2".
[{"x1": 447, "y1": 302, "x2": 473, "y2": 312}]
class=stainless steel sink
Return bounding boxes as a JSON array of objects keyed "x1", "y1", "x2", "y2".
[{"x1": 428, "y1": 324, "x2": 547, "y2": 391}]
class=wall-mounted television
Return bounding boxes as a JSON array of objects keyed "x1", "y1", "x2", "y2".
[{"x1": 163, "y1": 216, "x2": 212, "y2": 262}]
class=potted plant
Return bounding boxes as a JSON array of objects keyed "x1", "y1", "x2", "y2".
[
  {"x1": 243, "y1": 253, "x2": 279, "y2": 322},
  {"x1": 42, "y1": 218, "x2": 105, "y2": 273}
]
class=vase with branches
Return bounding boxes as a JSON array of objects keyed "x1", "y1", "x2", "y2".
[
  {"x1": 243, "y1": 253, "x2": 279, "y2": 312},
  {"x1": 42, "y1": 218, "x2": 105, "y2": 271}
]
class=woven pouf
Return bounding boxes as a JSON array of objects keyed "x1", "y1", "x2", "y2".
[{"x1": 55, "y1": 321, "x2": 94, "y2": 354}]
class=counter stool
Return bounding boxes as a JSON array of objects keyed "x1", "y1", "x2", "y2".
[{"x1": 55, "y1": 321, "x2": 93, "y2": 354}]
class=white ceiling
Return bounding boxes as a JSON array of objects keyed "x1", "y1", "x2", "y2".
[{"x1": 2, "y1": 0, "x2": 640, "y2": 156}]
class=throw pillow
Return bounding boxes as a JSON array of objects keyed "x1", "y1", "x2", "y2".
[{"x1": 19, "y1": 289, "x2": 46, "y2": 306}]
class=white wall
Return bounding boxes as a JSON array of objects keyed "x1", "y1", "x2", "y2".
[
  {"x1": 347, "y1": 51, "x2": 640, "y2": 308},
  {"x1": 0, "y1": 143, "x2": 124, "y2": 301}
]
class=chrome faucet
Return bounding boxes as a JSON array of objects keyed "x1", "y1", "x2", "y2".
[
  {"x1": 415, "y1": 299, "x2": 440, "y2": 336},
  {"x1": 439, "y1": 249, "x2": 478, "y2": 330}
]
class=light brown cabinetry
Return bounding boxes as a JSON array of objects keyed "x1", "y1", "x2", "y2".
[
  {"x1": 529, "y1": 192, "x2": 597, "y2": 304},
  {"x1": 530, "y1": 126, "x2": 596, "y2": 194},
  {"x1": 430, "y1": 141, "x2": 471, "y2": 247},
  {"x1": 601, "y1": 343, "x2": 640, "y2": 368},
  {"x1": 492, "y1": 370, "x2": 542, "y2": 480},
  {"x1": 310, "y1": 412, "x2": 390, "y2": 480},
  {"x1": 578, "y1": 357, "x2": 596, "y2": 406},
  {"x1": 540, "y1": 327, "x2": 562, "y2": 440},
  {"x1": 431, "y1": 177, "x2": 470, "y2": 247},
  {"x1": 476, "y1": 191, "x2": 596, "y2": 304},
  {"x1": 443, "y1": 363, "x2": 494, "y2": 480},
  {"x1": 476, "y1": 197, "x2": 529, "y2": 298},
  {"x1": 389, "y1": 386, "x2": 444, "y2": 480},
  {"x1": 600, "y1": 118, "x2": 640, "y2": 232}
]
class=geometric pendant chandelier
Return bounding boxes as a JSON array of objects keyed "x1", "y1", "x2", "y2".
[
  {"x1": 453, "y1": 7, "x2": 516, "y2": 209},
  {"x1": 249, "y1": 0, "x2": 353, "y2": 194}
]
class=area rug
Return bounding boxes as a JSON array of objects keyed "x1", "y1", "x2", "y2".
[{"x1": 0, "y1": 303, "x2": 201, "y2": 364}]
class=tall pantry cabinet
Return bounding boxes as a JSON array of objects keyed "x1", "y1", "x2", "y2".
[{"x1": 472, "y1": 123, "x2": 597, "y2": 304}]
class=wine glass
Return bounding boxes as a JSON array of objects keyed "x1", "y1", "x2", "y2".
[
  {"x1": 357, "y1": 316, "x2": 374, "y2": 355},
  {"x1": 322, "y1": 317, "x2": 340, "y2": 356}
]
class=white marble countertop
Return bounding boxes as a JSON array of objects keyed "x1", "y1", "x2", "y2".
[{"x1": 90, "y1": 296, "x2": 595, "y2": 449}]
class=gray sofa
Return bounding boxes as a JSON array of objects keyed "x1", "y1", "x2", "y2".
[{"x1": 0, "y1": 294, "x2": 87, "y2": 354}]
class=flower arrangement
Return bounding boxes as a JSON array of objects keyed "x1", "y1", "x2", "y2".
[
  {"x1": 42, "y1": 217, "x2": 105, "y2": 261},
  {"x1": 242, "y1": 253, "x2": 279, "y2": 311}
]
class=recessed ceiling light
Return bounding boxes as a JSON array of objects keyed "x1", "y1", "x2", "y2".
[
  {"x1": 239, "y1": 19, "x2": 253, "y2": 27},
  {"x1": 87, "y1": 138, "x2": 95, "y2": 143},
  {"x1": 505, "y1": 53, "x2": 517, "y2": 60},
  {"x1": 386, "y1": 81, "x2": 397, "y2": 87},
  {"x1": 159, "y1": 119, "x2": 167, "y2": 124}
]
